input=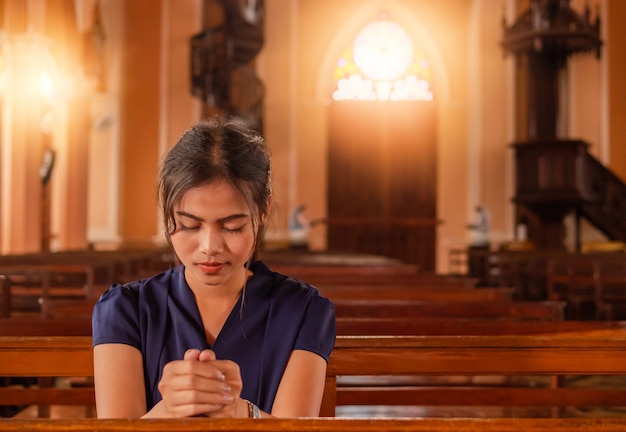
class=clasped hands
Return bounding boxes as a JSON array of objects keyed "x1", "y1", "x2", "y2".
[{"x1": 158, "y1": 348, "x2": 246, "y2": 418}]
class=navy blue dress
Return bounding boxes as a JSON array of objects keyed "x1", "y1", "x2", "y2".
[{"x1": 91, "y1": 260, "x2": 336, "y2": 413}]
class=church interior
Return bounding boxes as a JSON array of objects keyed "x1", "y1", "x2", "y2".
[{"x1": 1, "y1": 0, "x2": 626, "y2": 424}]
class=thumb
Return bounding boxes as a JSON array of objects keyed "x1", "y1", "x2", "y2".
[{"x1": 198, "y1": 349, "x2": 217, "y2": 362}]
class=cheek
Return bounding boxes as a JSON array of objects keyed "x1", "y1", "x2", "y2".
[
  {"x1": 229, "y1": 231, "x2": 256, "y2": 255},
  {"x1": 170, "y1": 232, "x2": 195, "y2": 253}
]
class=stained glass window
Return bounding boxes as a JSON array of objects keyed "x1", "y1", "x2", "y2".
[{"x1": 333, "y1": 16, "x2": 433, "y2": 101}]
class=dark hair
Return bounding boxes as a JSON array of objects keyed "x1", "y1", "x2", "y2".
[{"x1": 158, "y1": 116, "x2": 272, "y2": 262}]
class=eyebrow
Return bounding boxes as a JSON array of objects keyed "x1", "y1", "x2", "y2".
[{"x1": 175, "y1": 211, "x2": 249, "y2": 224}]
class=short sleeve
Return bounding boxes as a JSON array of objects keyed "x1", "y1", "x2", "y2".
[
  {"x1": 293, "y1": 294, "x2": 336, "y2": 362},
  {"x1": 91, "y1": 284, "x2": 142, "y2": 350}
]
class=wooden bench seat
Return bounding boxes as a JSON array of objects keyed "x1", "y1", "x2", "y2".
[{"x1": 2, "y1": 417, "x2": 626, "y2": 431}]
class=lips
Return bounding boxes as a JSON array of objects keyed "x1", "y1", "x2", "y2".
[{"x1": 198, "y1": 262, "x2": 225, "y2": 275}]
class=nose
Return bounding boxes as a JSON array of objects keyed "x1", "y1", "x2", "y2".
[{"x1": 199, "y1": 227, "x2": 224, "y2": 255}]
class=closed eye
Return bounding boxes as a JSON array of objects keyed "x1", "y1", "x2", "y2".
[
  {"x1": 223, "y1": 224, "x2": 245, "y2": 233},
  {"x1": 179, "y1": 224, "x2": 200, "y2": 232}
]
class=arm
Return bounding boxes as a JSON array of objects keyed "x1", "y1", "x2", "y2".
[
  {"x1": 271, "y1": 350, "x2": 328, "y2": 417},
  {"x1": 93, "y1": 343, "x2": 147, "y2": 418}
]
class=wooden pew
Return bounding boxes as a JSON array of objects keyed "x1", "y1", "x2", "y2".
[
  {"x1": 318, "y1": 285, "x2": 514, "y2": 301},
  {"x1": 275, "y1": 267, "x2": 478, "y2": 288},
  {"x1": 2, "y1": 314, "x2": 619, "y2": 339},
  {"x1": 0, "y1": 264, "x2": 101, "y2": 318},
  {"x1": 2, "y1": 417, "x2": 626, "y2": 432},
  {"x1": 0, "y1": 336, "x2": 94, "y2": 417},
  {"x1": 336, "y1": 317, "x2": 626, "y2": 336},
  {"x1": 0, "y1": 249, "x2": 173, "y2": 317},
  {"x1": 3, "y1": 335, "x2": 626, "y2": 419},
  {"x1": 0, "y1": 317, "x2": 93, "y2": 336},
  {"x1": 0, "y1": 249, "x2": 172, "y2": 284},
  {"x1": 0, "y1": 248, "x2": 175, "y2": 318},
  {"x1": 323, "y1": 334, "x2": 626, "y2": 417},
  {"x1": 333, "y1": 299, "x2": 565, "y2": 321},
  {"x1": 8, "y1": 294, "x2": 565, "y2": 327},
  {"x1": 30, "y1": 296, "x2": 565, "y2": 323},
  {"x1": 1, "y1": 417, "x2": 626, "y2": 432}
]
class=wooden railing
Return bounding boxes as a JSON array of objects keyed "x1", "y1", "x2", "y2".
[{"x1": 1, "y1": 417, "x2": 626, "y2": 432}]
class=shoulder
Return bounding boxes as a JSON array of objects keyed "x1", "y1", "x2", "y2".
[
  {"x1": 92, "y1": 266, "x2": 184, "y2": 347},
  {"x1": 250, "y1": 260, "x2": 335, "y2": 312},
  {"x1": 95, "y1": 266, "x2": 183, "y2": 311},
  {"x1": 251, "y1": 260, "x2": 327, "y2": 296}
]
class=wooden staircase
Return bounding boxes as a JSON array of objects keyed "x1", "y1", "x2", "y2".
[{"x1": 190, "y1": 0, "x2": 265, "y2": 132}]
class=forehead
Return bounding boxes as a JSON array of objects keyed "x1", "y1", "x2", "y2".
[{"x1": 176, "y1": 180, "x2": 249, "y2": 216}]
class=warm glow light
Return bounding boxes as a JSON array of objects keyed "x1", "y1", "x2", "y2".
[
  {"x1": 39, "y1": 70, "x2": 55, "y2": 100},
  {"x1": 2, "y1": 33, "x2": 62, "y2": 105},
  {"x1": 353, "y1": 21, "x2": 413, "y2": 81},
  {"x1": 332, "y1": 15, "x2": 433, "y2": 102},
  {"x1": 332, "y1": 74, "x2": 376, "y2": 101}
]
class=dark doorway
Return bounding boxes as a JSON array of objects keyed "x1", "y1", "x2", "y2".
[{"x1": 326, "y1": 100, "x2": 438, "y2": 270}]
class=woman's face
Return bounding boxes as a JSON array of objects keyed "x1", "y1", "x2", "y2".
[{"x1": 170, "y1": 180, "x2": 256, "y2": 293}]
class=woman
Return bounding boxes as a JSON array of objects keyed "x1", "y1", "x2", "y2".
[{"x1": 92, "y1": 117, "x2": 336, "y2": 419}]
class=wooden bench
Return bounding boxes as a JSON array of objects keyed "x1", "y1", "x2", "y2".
[
  {"x1": 0, "y1": 264, "x2": 107, "y2": 318},
  {"x1": 0, "y1": 249, "x2": 174, "y2": 318},
  {"x1": 3, "y1": 335, "x2": 626, "y2": 419},
  {"x1": 323, "y1": 334, "x2": 626, "y2": 417},
  {"x1": 1, "y1": 417, "x2": 626, "y2": 431},
  {"x1": 17, "y1": 295, "x2": 567, "y2": 324},
  {"x1": 547, "y1": 255, "x2": 626, "y2": 320},
  {"x1": 318, "y1": 285, "x2": 515, "y2": 301},
  {"x1": 333, "y1": 299, "x2": 565, "y2": 321},
  {"x1": 0, "y1": 317, "x2": 93, "y2": 336},
  {"x1": 336, "y1": 317, "x2": 626, "y2": 335},
  {"x1": 0, "y1": 336, "x2": 94, "y2": 418},
  {"x1": 283, "y1": 271, "x2": 477, "y2": 287},
  {"x1": 27, "y1": 297, "x2": 565, "y2": 323},
  {"x1": 1, "y1": 314, "x2": 619, "y2": 339},
  {"x1": 474, "y1": 249, "x2": 626, "y2": 310}
]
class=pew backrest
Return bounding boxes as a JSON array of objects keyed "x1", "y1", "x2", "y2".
[
  {"x1": 333, "y1": 299, "x2": 566, "y2": 321},
  {"x1": 322, "y1": 334, "x2": 626, "y2": 416}
]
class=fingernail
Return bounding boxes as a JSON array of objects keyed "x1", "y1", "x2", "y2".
[
  {"x1": 223, "y1": 394, "x2": 234, "y2": 402},
  {"x1": 222, "y1": 385, "x2": 231, "y2": 393}
]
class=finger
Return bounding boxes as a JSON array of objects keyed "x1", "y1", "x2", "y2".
[
  {"x1": 198, "y1": 349, "x2": 217, "y2": 362},
  {"x1": 209, "y1": 359, "x2": 240, "y2": 380},
  {"x1": 184, "y1": 349, "x2": 201, "y2": 360},
  {"x1": 161, "y1": 385, "x2": 235, "y2": 417}
]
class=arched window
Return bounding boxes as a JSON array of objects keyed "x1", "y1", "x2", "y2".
[{"x1": 332, "y1": 14, "x2": 433, "y2": 101}]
